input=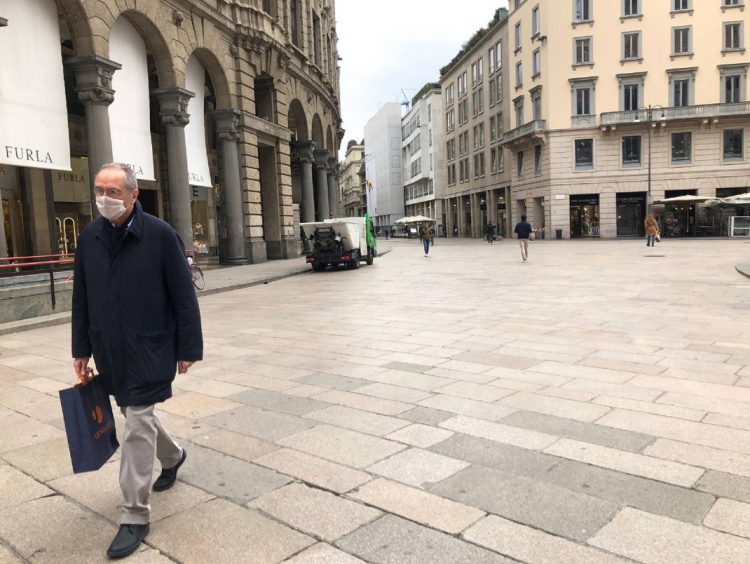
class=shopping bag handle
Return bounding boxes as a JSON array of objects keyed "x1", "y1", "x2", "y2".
[{"x1": 76, "y1": 368, "x2": 96, "y2": 386}]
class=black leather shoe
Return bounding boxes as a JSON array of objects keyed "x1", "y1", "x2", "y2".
[
  {"x1": 107, "y1": 523, "x2": 149, "y2": 559},
  {"x1": 153, "y1": 448, "x2": 186, "y2": 492}
]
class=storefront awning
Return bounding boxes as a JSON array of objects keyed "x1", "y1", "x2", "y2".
[
  {"x1": 0, "y1": 0, "x2": 71, "y2": 171},
  {"x1": 109, "y1": 17, "x2": 155, "y2": 181},
  {"x1": 184, "y1": 55, "x2": 212, "y2": 188},
  {"x1": 653, "y1": 195, "x2": 714, "y2": 204}
]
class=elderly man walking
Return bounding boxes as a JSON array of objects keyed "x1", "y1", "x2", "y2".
[{"x1": 71, "y1": 163, "x2": 203, "y2": 559}]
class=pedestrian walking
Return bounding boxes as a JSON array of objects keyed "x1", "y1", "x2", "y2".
[
  {"x1": 645, "y1": 214, "x2": 658, "y2": 247},
  {"x1": 420, "y1": 223, "x2": 432, "y2": 256},
  {"x1": 71, "y1": 163, "x2": 203, "y2": 560},
  {"x1": 486, "y1": 223, "x2": 495, "y2": 244},
  {"x1": 514, "y1": 215, "x2": 533, "y2": 262}
]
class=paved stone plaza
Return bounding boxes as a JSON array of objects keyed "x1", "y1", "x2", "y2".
[{"x1": 1, "y1": 238, "x2": 750, "y2": 563}]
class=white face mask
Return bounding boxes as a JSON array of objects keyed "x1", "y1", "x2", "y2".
[{"x1": 96, "y1": 195, "x2": 127, "y2": 221}]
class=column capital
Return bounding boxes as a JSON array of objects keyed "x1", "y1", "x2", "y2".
[
  {"x1": 292, "y1": 140, "x2": 315, "y2": 164},
  {"x1": 67, "y1": 55, "x2": 122, "y2": 106},
  {"x1": 327, "y1": 156, "x2": 338, "y2": 175},
  {"x1": 314, "y1": 149, "x2": 329, "y2": 170},
  {"x1": 213, "y1": 108, "x2": 242, "y2": 142},
  {"x1": 153, "y1": 87, "x2": 194, "y2": 127}
]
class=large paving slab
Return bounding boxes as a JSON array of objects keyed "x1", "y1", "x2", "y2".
[
  {"x1": 349, "y1": 478, "x2": 485, "y2": 534},
  {"x1": 463, "y1": 515, "x2": 628, "y2": 564},
  {"x1": 590, "y1": 507, "x2": 750, "y2": 563},
  {"x1": 499, "y1": 410, "x2": 655, "y2": 452},
  {"x1": 428, "y1": 465, "x2": 619, "y2": 541},
  {"x1": 278, "y1": 425, "x2": 406, "y2": 468},
  {"x1": 336, "y1": 514, "x2": 515, "y2": 563},
  {"x1": 204, "y1": 405, "x2": 317, "y2": 441},
  {"x1": 149, "y1": 498, "x2": 315, "y2": 563},
  {"x1": 543, "y1": 459, "x2": 716, "y2": 524},
  {"x1": 249, "y1": 482, "x2": 381, "y2": 542},
  {"x1": 178, "y1": 443, "x2": 291, "y2": 504}
]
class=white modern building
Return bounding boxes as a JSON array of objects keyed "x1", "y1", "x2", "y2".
[
  {"x1": 364, "y1": 102, "x2": 405, "y2": 229},
  {"x1": 402, "y1": 84, "x2": 447, "y2": 235}
]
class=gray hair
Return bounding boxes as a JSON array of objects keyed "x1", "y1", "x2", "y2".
[{"x1": 99, "y1": 163, "x2": 138, "y2": 192}]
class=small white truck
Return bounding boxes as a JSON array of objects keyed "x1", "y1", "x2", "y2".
[{"x1": 301, "y1": 216, "x2": 377, "y2": 271}]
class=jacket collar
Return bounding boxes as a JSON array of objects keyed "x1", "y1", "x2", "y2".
[{"x1": 94, "y1": 200, "x2": 144, "y2": 241}]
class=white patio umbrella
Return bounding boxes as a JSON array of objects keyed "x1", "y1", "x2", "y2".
[
  {"x1": 653, "y1": 195, "x2": 715, "y2": 204},
  {"x1": 393, "y1": 216, "x2": 414, "y2": 224}
]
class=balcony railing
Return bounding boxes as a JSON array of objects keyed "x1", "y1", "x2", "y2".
[
  {"x1": 503, "y1": 119, "x2": 547, "y2": 143},
  {"x1": 601, "y1": 102, "x2": 750, "y2": 126}
]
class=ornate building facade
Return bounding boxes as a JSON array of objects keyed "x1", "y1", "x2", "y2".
[{"x1": 0, "y1": 0, "x2": 342, "y2": 264}]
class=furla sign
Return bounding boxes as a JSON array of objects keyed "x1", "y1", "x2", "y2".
[{"x1": 0, "y1": 1, "x2": 71, "y2": 172}]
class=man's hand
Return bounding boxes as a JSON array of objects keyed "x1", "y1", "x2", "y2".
[
  {"x1": 74, "y1": 357, "x2": 89, "y2": 376},
  {"x1": 178, "y1": 361, "x2": 195, "y2": 374},
  {"x1": 73, "y1": 357, "x2": 94, "y2": 383}
]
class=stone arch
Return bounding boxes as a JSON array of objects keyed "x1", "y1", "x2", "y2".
[
  {"x1": 109, "y1": 10, "x2": 176, "y2": 88},
  {"x1": 325, "y1": 125, "x2": 334, "y2": 152},
  {"x1": 288, "y1": 99, "x2": 308, "y2": 141},
  {"x1": 311, "y1": 114, "x2": 324, "y2": 148},
  {"x1": 187, "y1": 47, "x2": 232, "y2": 110},
  {"x1": 56, "y1": 0, "x2": 94, "y2": 56}
]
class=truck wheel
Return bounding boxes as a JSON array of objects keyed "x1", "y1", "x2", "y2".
[
  {"x1": 366, "y1": 248, "x2": 374, "y2": 265},
  {"x1": 312, "y1": 262, "x2": 325, "y2": 271}
]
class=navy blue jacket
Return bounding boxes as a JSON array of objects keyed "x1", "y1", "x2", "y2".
[
  {"x1": 514, "y1": 221, "x2": 533, "y2": 239},
  {"x1": 71, "y1": 202, "x2": 203, "y2": 407}
]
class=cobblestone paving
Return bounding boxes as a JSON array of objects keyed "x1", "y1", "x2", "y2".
[{"x1": 1, "y1": 238, "x2": 750, "y2": 563}]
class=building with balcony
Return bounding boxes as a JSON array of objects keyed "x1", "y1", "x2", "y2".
[
  {"x1": 364, "y1": 102, "x2": 405, "y2": 229},
  {"x1": 0, "y1": 0, "x2": 341, "y2": 264},
  {"x1": 341, "y1": 139, "x2": 364, "y2": 216},
  {"x1": 401, "y1": 84, "x2": 446, "y2": 234},
  {"x1": 439, "y1": 8, "x2": 513, "y2": 239},
  {"x1": 507, "y1": 0, "x2": 750, "y2": 239}
]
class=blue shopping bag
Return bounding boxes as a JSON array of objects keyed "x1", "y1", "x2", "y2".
[{"x1": 59, "y1": 376, "x2": 119, "y2": 473}]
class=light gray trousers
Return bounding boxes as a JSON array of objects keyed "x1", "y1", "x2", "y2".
[{"x1": 119, "y1": 405, "x2": 182, "y2": 524}]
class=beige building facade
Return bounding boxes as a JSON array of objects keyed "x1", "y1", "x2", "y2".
[
  {"x1": 340, "y1": 140, "x2": 364, "y2": 216},
  {"x1": 440, "y1": 8, "x2": 513, "y2": 239},
  {"x1": 506, "y1": 0, "x2": 750, "y2": 239},
  {"x1": 0, "y1": 0, "x2": 341, "y2": 264},
  {"x1": 402, "y1": 85, "x2": 446, "y2": 234}
]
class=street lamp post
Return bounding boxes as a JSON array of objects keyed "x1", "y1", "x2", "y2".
[{"x1": 635, "y1": 105, "x2": 666, "y2": 215}]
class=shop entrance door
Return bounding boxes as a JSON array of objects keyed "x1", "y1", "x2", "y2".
[
  {"x1": 569, "y1": 194, "x2": 600, "y2": 238},
  {"x1": 616, "y1": 192, "x2": 646, "y2": 237}
]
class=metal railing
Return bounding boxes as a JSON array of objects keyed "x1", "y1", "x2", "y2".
[
  {"x1": 0, "y1": 253, "x2": 75, "y2": 310},
  {"x1": 503, "y1": 120, "x2": 547, "y2": 143},
  {"x1": 601, "y1": 102, "x2": 750, "y2": 126}
]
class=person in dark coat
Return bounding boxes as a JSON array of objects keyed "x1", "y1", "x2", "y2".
[
  {"x1": 514, "y1": 215, "x2": 533, "y2": 262},
  {"x1": 72, "y1": 163, "x2": 203, "y2": 560},
  {"x1": 486, "y1": 223, "x2": 495, "y2": 244}
]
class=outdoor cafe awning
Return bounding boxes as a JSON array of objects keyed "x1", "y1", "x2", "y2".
[
  {"x1": 653, "y1": 195, "x2": 715, "y2": 204},
  {"x1": 394, "y1": 215, "x2": 436, "y2": 224}
]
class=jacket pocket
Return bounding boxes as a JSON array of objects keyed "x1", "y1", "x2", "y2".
[{"x1": 135, "y1": 331, "x2": 177, "y2": 384}]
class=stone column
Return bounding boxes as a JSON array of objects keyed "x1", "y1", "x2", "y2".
[
  {"x1": 327, "y1": 157, "x2": 338, "y2": 218},
  {"x1": 293, "y1": 141, "x2": 315, "y2": 223},
  {"x1": 154, "y1": 88, "x2": 195, "y2": 251},
  {"x1": 314, "y1": 150, "x2": 330, "y2": 220},
  {"x1": 214, "y1": 109, "x2": 247, "y2": 265},
  {"x1": 457, "y1": 197, "x2": 465, "y2": 237},
  {"x1": 67, "y1": 56, "x2": 122, "y2": 206}
]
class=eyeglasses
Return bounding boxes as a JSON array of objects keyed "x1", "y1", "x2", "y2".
[{"x1": 94, "y1": 187, "x2": 124, "y2": 198}]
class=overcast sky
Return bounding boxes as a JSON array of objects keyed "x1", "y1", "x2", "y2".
[{"x1": 336, "y1": 0, "x2": 509, "y2": 158}]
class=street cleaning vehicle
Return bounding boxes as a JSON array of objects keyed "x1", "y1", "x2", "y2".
[{"x1": 301, "y1": 215, "x2": 377, "y2": 271}]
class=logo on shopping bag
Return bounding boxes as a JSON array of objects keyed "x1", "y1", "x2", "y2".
[{"x1": 91, "y1": 405, "x2": 104, "y2": 424}]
